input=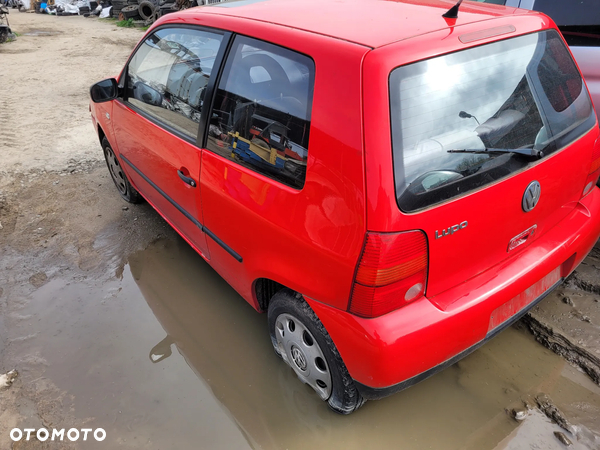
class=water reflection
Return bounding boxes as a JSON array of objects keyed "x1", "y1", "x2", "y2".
[{"x1": 128, "y1": 237, "x2": 600, "y2": 450}]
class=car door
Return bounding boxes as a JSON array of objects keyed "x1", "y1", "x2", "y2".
[
  {"x1": 112, "y1": 26, "x2": 227, "y2": 259},
  {"x1": 198, "y1": 34, "x2": 317, "y2": 298}
]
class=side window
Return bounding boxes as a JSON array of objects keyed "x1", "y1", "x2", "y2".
[
  {"x1": 206, "y1": 36, "x2": 315, "y2": 189},
  {"x1": 127, "y1": 28, "x2": 223, "y2": 140},
  {"x1": 472, "y1": 0, "x2": 506, "y2": 4}
]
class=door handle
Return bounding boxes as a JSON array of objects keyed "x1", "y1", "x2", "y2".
[{"x1": 177, "y1": 170, "x2": 196, "y2": 188}]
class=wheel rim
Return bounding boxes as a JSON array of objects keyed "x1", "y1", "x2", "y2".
[
  {"x1": 104, "y1": 147, "x2": 128, "y2": 196},
  {"x1": 275, "y1": 313, "x2": 332, "y2": 400}
]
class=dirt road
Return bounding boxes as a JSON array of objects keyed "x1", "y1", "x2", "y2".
[
  {"x1": 0, "y1": 12, "x2": 141, "y2": 175},
  {"x1": 1, "y1": 11, "x2": 600, "y2": 450}
]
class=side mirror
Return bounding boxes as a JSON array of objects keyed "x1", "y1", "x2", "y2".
[{"x1": 90, "y1": 78, "x2": 118, "y2": 103}]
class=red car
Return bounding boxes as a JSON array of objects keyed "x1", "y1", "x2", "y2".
[{"x1": 90, "y1": 0, "x2": 600, "y2": 414}]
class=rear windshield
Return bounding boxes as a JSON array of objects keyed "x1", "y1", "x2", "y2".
[{"x1": 390, "y1": 30, "x2": 595, "y2": 212}]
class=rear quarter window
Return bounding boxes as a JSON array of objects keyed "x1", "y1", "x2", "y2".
[{"x1": 206, "y1": 36, "x2": 315, "y2": 189}]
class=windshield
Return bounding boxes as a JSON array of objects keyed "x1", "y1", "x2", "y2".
[{"x1": 390, "y1": 30, "x2": 595, "y2": 212}]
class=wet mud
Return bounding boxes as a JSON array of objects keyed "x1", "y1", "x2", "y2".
[
  {"x1": 524, "y1": 246, "x2": 600, "y2": 387},
  {"x1": 20, "y1": 29, "x2": 63, "y2": 37},
  {"x1": 4, "y1": 215, "x2": 600, "y2": 448}
]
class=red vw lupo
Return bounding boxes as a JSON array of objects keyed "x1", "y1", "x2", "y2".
[{"x1": 90, "y1": 0, "x2": 600, "y2": 413}]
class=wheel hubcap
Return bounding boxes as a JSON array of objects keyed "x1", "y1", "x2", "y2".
[
  {"x1": 275, "y1": 313, "x2": 332, "y2": 400},
  {"x1": 104, "y1": 147, "x2": 128, "y2": 196}
]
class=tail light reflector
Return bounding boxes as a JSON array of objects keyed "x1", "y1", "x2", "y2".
[{"x1": 349, "y1": 231, "x2": 428, "y2": 318}]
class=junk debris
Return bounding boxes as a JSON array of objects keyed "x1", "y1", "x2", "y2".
[
  {"x1": 0, "y1": 5, "x2": 17, "y2": 43},
  {"x1": 2, "y1": 0, "x2": 27, "y2": 11},
  {"x1": 13, "y1": 0, "x2": 231, "y2": 26},
  {"x1": 0, "y1": 370, "x2": 18, "y2": 389}
]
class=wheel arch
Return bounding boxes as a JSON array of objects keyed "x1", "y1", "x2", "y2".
[
  {"x1": 254, "y1": 278, "x2": 299, "y2": 312},
  {"x1": 97, "y1": 123, "x2": 107, "y2": 146}
]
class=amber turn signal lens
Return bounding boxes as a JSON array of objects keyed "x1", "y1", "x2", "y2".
[{"x1": 349, "y1": 231, "x2": 428, "y2": 318}]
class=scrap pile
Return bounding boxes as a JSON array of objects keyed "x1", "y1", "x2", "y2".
[
  {"x1": 17, "y1": 0, "x2": 228, "y2": 26},
  {"x1": 110, "y1": 0, "x2": 162, "y2": 26},
  {"x1": 0, "y1": 5, "x2": 17, "y2": 42},
  {"x1": 111, "y1": 0, "x2": 228, "y2": 23}
]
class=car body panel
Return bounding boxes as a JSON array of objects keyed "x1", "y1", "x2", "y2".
[
  {"x1": 363, "y1": 15, "x2": 600, "y2": 298},
  {"x1": 90, "y1": 99, "x2": 115, "y2": 148},
  {"x1": 90, "y1": 0, "x2": 600, "y2": 395},
  {"x1": 198, "y1": 27, "x2": 368, "y2": 311},
  {"x1": 190, "y1": 0, "x2": 536, "y2": 49},
  {"x1": 112, "y1": 101, "x2": 210, "y2": 257},
  {"x1": 307, "y1": 186, "x2": 600, "y2": 390}
]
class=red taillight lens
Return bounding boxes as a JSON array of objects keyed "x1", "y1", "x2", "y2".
[
  {"x1": 582, "y1": 137, "x2": 600, "y2": 198},
  {"x1": 349, "y1": 231, "x2": 428, "y2": 318}
]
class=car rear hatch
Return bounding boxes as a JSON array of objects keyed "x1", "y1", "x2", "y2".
[{"x1": 386, "y1": 29, "x2": 599, "y2": 305}]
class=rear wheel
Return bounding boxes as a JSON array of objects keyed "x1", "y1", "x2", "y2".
[
  {"x1": 102, "y1": 137, "x2": 143, "y2": 204},
  {"x1": 268, "y1": 289, "x2": 365, "y2": 414}
]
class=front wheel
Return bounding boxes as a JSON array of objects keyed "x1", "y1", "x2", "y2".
[
  {"x1": 268, "y1": 289, "x2": 365, "y2": 414},
  {"x1": 102, "y1": 137, "x2": 143, "y2": 204}
]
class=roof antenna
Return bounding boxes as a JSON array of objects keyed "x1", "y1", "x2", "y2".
[{"x1": 443, "y1": 0, "x2": 464, "y2": 19}]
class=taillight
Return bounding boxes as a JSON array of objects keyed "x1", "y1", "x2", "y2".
[
  {"x1": 582, "y1": 137, "x2": 600, "y2": 198},
  {"x1": 349, "y1": 231, "x2": 428, "y2": 318}
]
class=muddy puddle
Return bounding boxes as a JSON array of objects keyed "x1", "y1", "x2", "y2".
[
  {"x1": 21, "y1": 29, "x2": 62, "y2": 36},
  {"x1": 10, "y1": 237, "x2": 600, "y2": 449}
]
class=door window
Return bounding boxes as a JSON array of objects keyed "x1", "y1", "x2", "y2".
[
  {"x1": 206, "y1": 35, "x2": 315, "y2": 189},
  {"x1": 126, "y1": 27, "x2": 223, "y2": 139}
]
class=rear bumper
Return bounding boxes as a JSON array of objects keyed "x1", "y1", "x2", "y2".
[
  {"x1": 306, "y1": 188, "x2": 600, "y2": 399},
  {"x1": 354, "y1": 276, "x2": 562, "y2": 399}
]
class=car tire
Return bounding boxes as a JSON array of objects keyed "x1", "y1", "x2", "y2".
[
  {"x1": 267, "y1": 289, "x2": 365, "y2": 414},
  {"x1": 121, "y1": 4, "x2": 140, "y2": 18},
  {"x1": 102, "y1": 137, "x2": 143, "y2": 204},
  {"x1": 137, "y1": 0, "x2": 155, "y2": 20}
]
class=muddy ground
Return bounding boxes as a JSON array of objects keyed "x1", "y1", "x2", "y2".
[{"x1": 2, "y1": 11, "x2": 600, "y2": 450}]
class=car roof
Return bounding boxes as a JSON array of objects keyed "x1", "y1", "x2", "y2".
[{"x1": 183, "y1": 0, "x2": 540, "y2": 48}]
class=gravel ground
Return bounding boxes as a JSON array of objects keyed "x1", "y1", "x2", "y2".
[{"x1": 0, "y1": 12, "x2": 141, "y2": 176}]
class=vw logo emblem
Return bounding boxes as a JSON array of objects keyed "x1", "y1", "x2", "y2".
[
  {"x1": 522, "y1": 181, "x2": 541, "y2": 212},
  {"x1": 291, "y1": 345, "x2": 307, "y2": 371}
]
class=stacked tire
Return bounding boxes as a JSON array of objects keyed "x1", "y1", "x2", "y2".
[
  {"x1": 120, "y1": 4, "x2": 140, "y2": 19},
  {"x1": 111, "y1": 0, "x2": 126, "y2": 18},
  {"x1": 158, "y1": 2, "x2": 177, "y2": 16},
  {"x1": 138, "y1": 0, "x2": 156, "y2": 21}
]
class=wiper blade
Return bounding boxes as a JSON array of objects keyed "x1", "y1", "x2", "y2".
[{"x1": 447, "y1": 148, "x2": 543, "y2": 159}]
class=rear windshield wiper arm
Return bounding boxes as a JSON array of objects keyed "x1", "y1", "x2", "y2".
[{"x1": 447, "y1": 148, "x2": 543, "y2": 159}]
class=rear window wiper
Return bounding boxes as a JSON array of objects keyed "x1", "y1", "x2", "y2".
[{"x1": 447, "y1": 148, "x2": 543, "y2": 159}]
